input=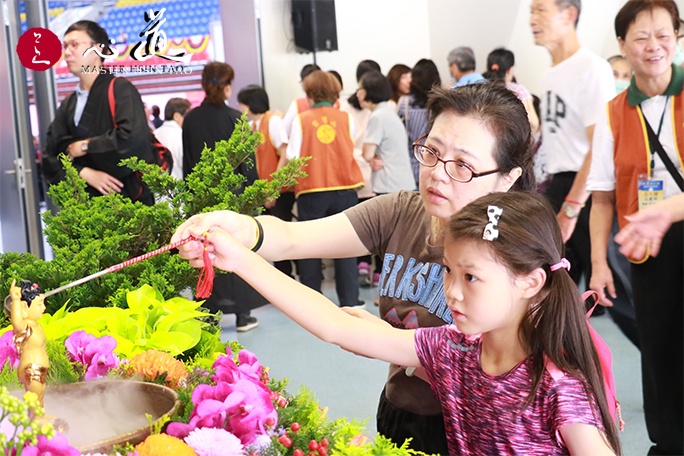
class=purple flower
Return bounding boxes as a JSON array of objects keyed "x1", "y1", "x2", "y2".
[
  {"x1": 0, "y1": 331, "x2": 19, "y2": 370},
  {"x1": 64, "y1": 331, "x2": 119, "y2": 380},
  {"x1": 184, "y1": 428, "x2": 243, "y2": 456},
  {"x1": 21, "y1": 432, "x2": 80, "y2": 456}
]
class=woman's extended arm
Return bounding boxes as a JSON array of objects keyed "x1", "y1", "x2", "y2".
[
  {"x1": 207, "y1": 228, "x2": 420, "y2": 367},
  {"x1": 172, "y1": 211, "x2": 370, "y2": 267}
]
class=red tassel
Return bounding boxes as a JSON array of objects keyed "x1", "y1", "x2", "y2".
[{"x1": 195, "y1": 233, "x2": 214, "y2": 299}]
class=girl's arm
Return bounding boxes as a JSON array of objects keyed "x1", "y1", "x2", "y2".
[
  {"x1": 559, "y1": 424, "x2": 615, "y2": 456},
  {"x1": 9, "y1": 280, "x2": 25, "y2": 331},
  {"x1": 208, "y1": 228, "x2": 420, "y2": 368}
]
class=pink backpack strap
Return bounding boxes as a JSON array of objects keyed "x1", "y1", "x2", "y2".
[
  {"x1": 582, "y1": 290, "x2": 625, "y2": 431},
  {"x1": 108, "y1": 78, "x2": 117, "y2": 127},
  {"x1": 544, "y1": 354, "x2": 565, "y2": 381}
]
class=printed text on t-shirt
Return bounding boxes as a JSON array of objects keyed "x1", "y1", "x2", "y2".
[{"x1": 378, "y1": 253, "x2": 454, "y2": 325}]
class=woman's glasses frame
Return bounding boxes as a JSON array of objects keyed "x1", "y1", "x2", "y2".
[{"x1": 412, "y1": 134, "x2": 500, "y2": 183}]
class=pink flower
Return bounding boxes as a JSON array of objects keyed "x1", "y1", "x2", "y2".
[
  {"x1": 0, "y1": 331, "x2": 19, "y2": 370},
  {"x1": 167, "y1": 350, "x2": 277, "y2": 445},
  {"x1": 21, "y1": 432, "x2": 80, "y2": 456},
  {"x1": 64, "y1": 331, "x2": 119, "y2": 380},
  {"x1": 184, "y1": 428, "x2": 243, "y2": 456}
]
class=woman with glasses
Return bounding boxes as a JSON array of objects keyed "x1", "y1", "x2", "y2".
[{"x1": 172, "y1": 82, "x2": 535, "y2": 454}]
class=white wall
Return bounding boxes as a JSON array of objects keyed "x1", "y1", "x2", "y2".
[
  {"x1": 254, "y1": 0, "x2": 684, "y2": 111},
  {"x1": 258, "y1": 0, "x2": 431, "y2": 113}
]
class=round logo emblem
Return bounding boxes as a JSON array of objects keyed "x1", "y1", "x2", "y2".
[
  {"x1": 316, "y1": 124, "x2": 336, "y2": 144},
  {"x1": 16, "y1": 27, "x2": 62, "y2": 71}
]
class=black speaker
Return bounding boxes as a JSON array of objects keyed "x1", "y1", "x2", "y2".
[{"x1": 291, "y1": 0, "x2": 338, "y2": 53}]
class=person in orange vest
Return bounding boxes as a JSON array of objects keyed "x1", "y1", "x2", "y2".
[
  {"x1": 238, "y1": 85, "x2": 296, "y2": 279},
  {"x1": 286, "y1": 70, "x2": 364, "y2": 308},
  {"x1": 282, "y1": 63, "x2": 321, "y2": 134},
  {"x1": 588, "y1": 1, "x2": 684, "y2": 452}
]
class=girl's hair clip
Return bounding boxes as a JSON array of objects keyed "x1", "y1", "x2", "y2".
[
  {"x1": 482, "y1": 205, "x2": 503, "y2": 241},
  {"x1": 550, "y1": 258, "x2": 571, "y2": 272}
]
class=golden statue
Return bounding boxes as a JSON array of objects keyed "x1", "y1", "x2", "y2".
[{"x1": 7, "y1": 279, "x2": 49, "y2": 407}]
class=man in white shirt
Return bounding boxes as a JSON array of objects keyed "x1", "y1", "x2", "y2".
[
  {"x1": 154, "y1": 98, "x2": 191, "y2": 180},
  {"x1": 531, "y1": 0, "x2": 615, "y2": 287}
]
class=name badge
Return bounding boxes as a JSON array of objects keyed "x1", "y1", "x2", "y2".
[{"x1": 637, "y1": 178, "x2": 664, "y2": 211}]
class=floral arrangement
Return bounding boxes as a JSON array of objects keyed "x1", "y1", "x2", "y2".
[{"x1": 0, "y1": 285, "x2": 430, "y2": 456}]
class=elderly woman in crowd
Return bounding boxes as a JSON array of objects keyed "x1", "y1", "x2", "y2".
[{"x1": 587, "y1": 1, "x2": 684, "y2": 453}]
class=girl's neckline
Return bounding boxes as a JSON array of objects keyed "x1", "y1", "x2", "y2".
[{"x1": 476, "y1": 341, "x2": 529, "y2": 379}]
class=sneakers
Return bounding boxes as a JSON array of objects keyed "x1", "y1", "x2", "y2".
[
  {"x1": 365, "y1": 273, "x2": 380, "y2": 287},
  {"x1": 342, "y1": 300, "x2": 366, "y2": 308},
  {"x1": 358, "y1": 262, "x2": 370, "y2": 276},
  {"x1": 236, "y1": 315, "x2": 259, "y2": 332}
]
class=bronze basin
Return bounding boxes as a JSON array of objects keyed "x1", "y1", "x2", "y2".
[{"x1": 43, "y1": 380, "x2": 179, "y2": 454}]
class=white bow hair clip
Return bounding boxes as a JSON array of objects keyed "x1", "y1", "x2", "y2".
[{"x1": 482, "y1": 205, "x2": 503, "y2": 241}]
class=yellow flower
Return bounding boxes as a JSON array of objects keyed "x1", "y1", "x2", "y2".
[
  {"x1": 130, "y1": 350, "x2": 188, "y2": 388},
  {"x1": 135, "y1": 433, "x2": 197, "y2": 456}
]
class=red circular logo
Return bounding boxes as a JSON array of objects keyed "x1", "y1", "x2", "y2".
[{"x1": 16, "y1": 27, "x2": 62, "y2": 71}]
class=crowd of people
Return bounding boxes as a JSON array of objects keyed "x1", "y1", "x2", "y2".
[{"x1": 40, "y1": 0, "x2": 683, "y2": 454}]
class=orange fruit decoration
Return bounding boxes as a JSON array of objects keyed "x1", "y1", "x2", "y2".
[
  {"x1": 130, "y1": 349, "x2": 188, "y2": 388},
  {"x1": 135, "y1": 433, "x2": 197, "y2": 456}
]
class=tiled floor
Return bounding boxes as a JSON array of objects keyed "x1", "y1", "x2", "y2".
[{"x1": 222, "y1": 269, "x2": 652, "y2": 455}]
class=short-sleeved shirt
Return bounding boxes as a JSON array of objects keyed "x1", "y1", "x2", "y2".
[
  {"x1": 364, "y1": 102, "x2": 416, "y2": 193},
  {"x1": 415, "y1": 325, "x2": 604, "y2": 455},
  {"x1": 345, "y1": 191, "x2": 452, "y2": 415},
  {"x1": 539, "y1": 48, "x2": 615, "y2": 175}
]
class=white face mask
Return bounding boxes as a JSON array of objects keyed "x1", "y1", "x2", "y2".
[
  {"x1": 615, "y1": 79, "x2": 630, "y2": 93},
  {"x1": 674, "y1": 42, "x2": 684, "y2": 66}
]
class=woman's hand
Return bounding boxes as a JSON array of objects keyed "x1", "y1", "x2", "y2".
[
  {"x1": 589, "y1": 262, "x2": 615, "y2": 307},
  {"x1": 370, "y1": 156, "x2": 385, "y2": 171},
  {"x1": 615, "y1": 206, "x2": 673, "y2": 259},
  {"x1": 340, "y1": 307, "x2": 391, "y2": 327},
  {"x1": 172, "y1": 211, "x2": 257, "y2": 268}
]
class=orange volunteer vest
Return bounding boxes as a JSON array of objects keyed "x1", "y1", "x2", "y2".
[
  {"x1": 607, "y1": 91, "x2": 684, "y2": 229},
  {"x1": 294, "y1": 104, "x2": 363, "y2": 197},
  {"x1": 255, "y1": 112, "x2": 279, "y2": 181}
]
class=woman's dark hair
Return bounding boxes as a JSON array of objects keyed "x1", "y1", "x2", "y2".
[
  {"x1": 300, "y1": 63, "x2": 321, "y2": 81},
  {"x1": 152, "y1": 105, "x2": 160, "y2": 117},
  {"x1": 64, "y1": 20, "x2": 109, "y2": 63},
  {"x1": 237, "y1": 85, "x2": 270, "y2": 114},
  {"x1": 201, "y1": 62, "x2": 234, "y2": 105},
  {"x1": 303, "y1": 70, "x2": 341, "y2": 104},
  {"x1": 387, "y1": 64, "x2": 411, "y2": 103},
  {"x1": 426, "y1": 83, "x2": 535, "y2": 191},
  {"x1": 19, "y1": 280, "x2": 43, "y2": 305},
  {"x1": 359, "y1": 70, "x2": 392, "y2": 104},
  {"x1": 410, "y1": 59, "x2": 441, "y2": 109},
  {"x1": 483, "y1": 48, "x2": 515, "y2": 81},
  {"x1": 446, "y1": 191, "x2": 622, "y2": 455},
  {"x1": 615, "y1": 0, "x2": 680, "y2": 40},
  {"x1": 328, "y1": 70, "x2": 343, "y2": 89},
  {"x1": 348, "y1": 60, "x2": 382, "y2": 109},
  {"x1": 164, "y1": 98, "x2": 191, "y2": 120}
]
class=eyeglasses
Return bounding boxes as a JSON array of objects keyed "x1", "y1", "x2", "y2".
[
  {"x1": 63, "y1": 40, "x2": 95, "y2": 51},
  {"x1": 412, "y1": 135, "x2": 500, "y2": 183}
]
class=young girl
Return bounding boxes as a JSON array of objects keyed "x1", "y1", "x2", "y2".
[{"x1": 188, "y1": 191, "x2": 621, "y2": 455}]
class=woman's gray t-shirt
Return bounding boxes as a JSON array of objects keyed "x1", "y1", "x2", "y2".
[{"x1": 364, "y1": 102, "x2": 416, "y2": 194}]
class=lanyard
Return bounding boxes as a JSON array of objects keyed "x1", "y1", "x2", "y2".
[{"x1": 641, "y1": 95, "x2": 670, "y2": 178}]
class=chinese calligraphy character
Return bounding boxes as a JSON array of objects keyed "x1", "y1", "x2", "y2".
[
  {"x1": 31, "y1": 32, "x2": 50, "y2": 65},
  {"x1": 83, "y1": 38, "x2": 120, "y2": 59},
  {"x1": 130, "y1": 9, "x2": 190, "y2": 63}
]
